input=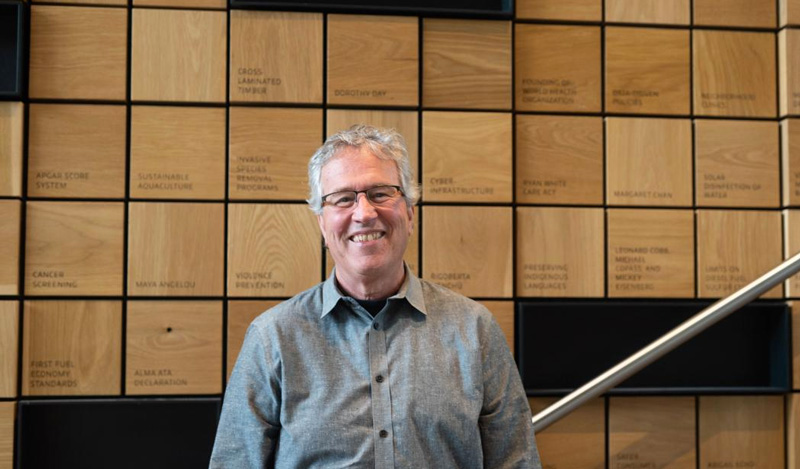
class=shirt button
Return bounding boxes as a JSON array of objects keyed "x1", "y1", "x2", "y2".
[
  {"x1": 375, "y1": 375, "x2": 384, "y2": 383},
  {"x1": 379, "y1": 430, "x2": 388, "y2": 438},
  {"x1": 372, "y1": 322, "x2": 379, "y2": 330}
]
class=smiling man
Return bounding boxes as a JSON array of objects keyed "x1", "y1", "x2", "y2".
[{"x1": 210, "y1": 125, "x2": 541, "y2": 468}]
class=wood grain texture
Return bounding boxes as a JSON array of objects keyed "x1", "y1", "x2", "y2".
[
  {"x1": 606, "y1": 118, "x2": 693, "y2": 206},
  {"x1": 781, "y1": 29, "x2": 800, "y2": 117},
  {"x1": 697, "y1": 210, "x2": 782, "y2": 299},
  {"x1": 28, "y1": 104, "x2": 126, "y2": 198},
  {"x1": 792, "y1": 302, "x2": 800, "y2": 387},
  {"x1": 130, "y1": 106, "x2": 225, "y2": 200},
  {"x1": 29, "y1": 5, "x2": 127, "y2": 100},
  {"x1": 422, "y1": 111, "x2": 512, "y2": 203},
  {"x1": 695, "y1": 120, "x2": 779, "y2": 208},
  {"x1": 605, "y1": 27, "x2": 690, "y2": 115},
  {"x1": 784, "y1": 211, "x2": 800, "y2": 297},
  {"x1": 422, "y1": 206, "x2": 512, "y2": 298},
  {"x1": 229, "y1": 107, "x2": 321, "y2": 200},
  {"x1": 0, "y1": 102, "x2": 23, "y2": 196},
  {"x1": 516, "y1": 115, "x2": 603, "y2": 205},
  {"x1": 227, "y1": 300, "x2": 280, "y2": 379},
  {"x1": 0, "y1": 302, "x2": 18, "y2": 398},
  {"x1": 695, "y1": 0, "x2": 776, "y2": 28},
  {"x1": 790, "y1": 394, "x2": 800, "y2": 469},
  {"x1": 126, "y1": 301, "x2": 222, "y2": 395},
  {"x1": 328, "y1": 15, "x2": 418, "y2": 106},
  {"x1": 230, "y1": 11, "x2": 322, "y2": 103},
  {"x1": 516, "y1": 0, "x2": 601, "y2": 21},
  {"x1": 515, "y1": 25, "x2": 601, "y2": 112},
  {"x1": 784, "y1": 119, "x2": 800, "y2": 206},
  {"x1": 783, "y1": 0, "x2": 800, "y2": 25},
  {"x1": 134, "y1": 0, "x2": 224, "y2": 10},
  {"x1": 608, "y1": 209, "x2": 694, "y2": 298},
  {"x1": 25, "y1": 202, "x2": 124, "y2": 296},
  {"x1": 529, "y1": 397, "x2": 605, "y2": 469},
  {"x1": 0, "y1": 201, "x2": 20, "y2": 296},
  {"x1": 605, "y1": 0, "x2": 689, "y2": 24},
  {"x1": 0, "y1": 402, "x2": 13, "y2": 469},
  {"x1": 22, "y1": 301, "x2": 121, "y2": 396},
  {"x1": 609, "y1": 397, "x2": 695, "y2": 469},
  {"x1": 516, "y1": 207, "x2": 604, "y2": 297},
  {"x1": 694, "y1": 30, "x2": 776, "y2": 118},
  {"x1": 128, "y1": 203, "x2": 224, "y2": 297},
  {"x1": 228, "y1": 204, "x2": 321, "y2": 297},
  {"x1": 477, "y1": 301, "x2": 514, "y2": 354},
  {"x1": 423, "y1": 19, "x2": 511, "y2": 110},
  {"x1": 699, "y1": 396, "x2": 784, "y2": 469},
  {"x1": 131, "y1": 9, "x2": 226, "y2": 103}
]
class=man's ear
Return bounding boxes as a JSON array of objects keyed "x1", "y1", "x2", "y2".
[
  {"x1": 407, "y1": 204, "x2": 415, "y2": 236},
  {"x1": 317, "y1": 214, "x2": 328, "y2": 246}
]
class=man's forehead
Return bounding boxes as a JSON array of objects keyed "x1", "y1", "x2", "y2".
[{"x1": 321, "y1": 147, "x2": 400, "y2": 184}]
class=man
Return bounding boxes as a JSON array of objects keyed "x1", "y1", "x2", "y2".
[{"x1": 210, "y1": 125, "x2": 541, "y2": 468}]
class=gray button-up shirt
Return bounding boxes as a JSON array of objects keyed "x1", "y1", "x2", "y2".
[{"x1": 210, "y1": 267, "x2": 541, "y2": 468}]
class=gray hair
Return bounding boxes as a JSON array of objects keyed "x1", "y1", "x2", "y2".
[{"x1": 307, "y1": 124, "x2": 419, "y2": 214}]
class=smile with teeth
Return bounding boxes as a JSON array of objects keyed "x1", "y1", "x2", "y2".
[{"x1": 350, "y1": 232, "x2": 385, "y2": 242}]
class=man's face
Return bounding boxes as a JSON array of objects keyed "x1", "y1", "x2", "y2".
[{"x1": 318, "y1": 146, "x2": 414, "y2": 284}]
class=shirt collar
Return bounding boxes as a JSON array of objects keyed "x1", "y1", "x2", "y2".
[{"x1": 321, "y1": 264, "x2": 427, "y2": 318}]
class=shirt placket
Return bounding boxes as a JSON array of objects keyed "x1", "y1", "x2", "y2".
[{"x1": 367, "y1": 315, "x2": 395, "y2": 469}]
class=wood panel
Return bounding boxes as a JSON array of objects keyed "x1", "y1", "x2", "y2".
[
  {"x1": 28, "y1": 104, "x2": 126, "y2": 198},
  {"x1": 785, "y1": 211, "x2": 800, "y2": 297},
  {"x1": 423, "y1": 19, "x2": 511, "y2": 110},
  {"x1": 609, "y1": 397, "x2": 695, "y2": 469},
  {"x1": 25, "y1": 202, "x2": 124, "y2": 296},
  {"x1": 477, "y1": 301, "x2": 514, "y2": 354},
  {"x1": 697, "y1": 210, "x2": 782, "y2": 298},
  {"x1": 699, "y1": 396, "x2": 784, "y2": 469},
  {"x1": 29, "y1": 5, "x2": 127, "y2": 100},
  {"x1": 782, "y1": 0, "x2": 800, "y2": 26},
  {"x1": 781, "y1": 29, "x2": 800, "y2": 117},
  {"x1": 0, "y1": 102, "x2": 23, "y2": 196},
  {"x1": 695, "y1": 120, "x2": 779, "y2": 208},
  {"x1": 516, "y1": 115, "x2": 603, "y2": 205},
  {"x1": 790, "y1": 393, "x2": 800, "y2": 469},
  {"x1": 605, "y1": 27, "x2": 690, "y2": 115},
  {"x1": 422, "y1": 206, "x2": 512, "y2": 298},
  {"x1": 126, "y1": 301, "x2": 222, "y2": 395},
  {"x1": 0, "y1": 302, "x2": 18, "y2": 398},
  {"x1": 328, "y1": 15, "x2": 417, "y2": 106},
  {"x1": 694, "y1": 30, "x2": 776, "y2": 118},
  {"x1": 131, "y1": 9, "x2": 226, "y2": 103},
  {"x1": 0, "y1": 402, "x2": 13, "y2": 469},
  {"x1": 0, "y1": 201, "x2": 20, "y2": 296},
  {"x1": 230, "y1": 11, "x2": 322, "y2": 103},
  {"x1": 529, "y1": 397, "x2": 605, "y2": 469},
  {"x1": 228, "y1": 204, "x2": 321, "y2": 297},
  {"x1": 130, "y1": 106, "x2": 225, "y2": 200},
  {"x1": 33, "y1": 0, "x2": 124, "y2": 6},
  {"x1": 227, "y1": 300, "x2": 280, "y2": 379},
  {"x1": 516, "y1": 0, "x2": 601, "y2": 21},
  {"x1": 128, "y1": 203, "x2": 224, "y2": 297},
  {"x1": 229, "y1": 107, "x2": 321, "y2": 200},
  {"x1": 515, "y1": 25, "x2": 601, "y2": 112},
  {"x1": 608, "y1": 209, "x2": 694, "y2": 298},
  {"x1": 422, "y1": 112, "x2": 512, "y2": 203},
  {"x1": 605, "y1": 0, "x2": 689, "y2": 24},
  {"x1": 695, "y1": 0, "x2": 776, "y2": 28},
  {"x1": 22, "y1": 301, "x2": 121, "y2": 396},
  {"x1": 606, "y1": 118, "x2": 693, "y2": 206},
  {"x1": 516, "y1": 207, "x2": 604, "y2": 297},
  {"x1": 784, "y1": 119, "x2": 800, "y2": 206},
  {"x1": 134, "y1": 0, "x2": 224, "y2": 10}
]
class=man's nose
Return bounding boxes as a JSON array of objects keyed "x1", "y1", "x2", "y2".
[{"x1": 352, "y1": 192, "x2": 378, "y2": 221}]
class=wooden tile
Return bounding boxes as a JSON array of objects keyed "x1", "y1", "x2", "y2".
[
  {"x1": 25, "y1": 202, "x2": 124, "y2": 296},
  {"x1": 606, "y1": 118, "x2": 693, "y2": 206},
  {"x1": 0, "y1": 402, "x2": 14, "y2": 469},
  {"x1": 229, "y1": 107, "x2": 321, "y2": 200},
  {"x1": 694, "y1": 30, "x2": 776, "y2": 118},
  {"x1": 227, "y1": 300, "x2": 280, "y2": 379},
  {"x1": 695, "y1": 0, "x2": 776, "y2": 28},
  {"x1": 0, "y1": 302, "x2": 18, "y2": 398},
  {"x1": 515, "y1": 25, "x2": 601, "y2": 113},
  {"x1": 605, "y1": 0, "x2": 689, "y2": 24},
  {"x1": 230, "y1": 11, "x2": 322, "y2": 103},
  {"x1": 781, "y1": 29, "x2": 800, "y2": 117},
  {"x1": 529, "y1": 397, "x2": 605, "y2": 469},
  {"x1": 423, "y1": 19, "x2": 511, "y2": 110},
  {"x1": 29, "y1": 5, "x2": 127, "y2": 100},
  {"x1": 784, "y1": 119, "x2": 800, "y2": 206},
  {"x1": 605, "y1": 27, "x2": 690, "y2": 115},
  {"x1": 422, "y1": 111, "x2": 512, "y2": 203},
  {"x1": 695, "y1": 120, "x2": 779, "y2": 208},
  {"x1": 126, "y1": 301, "x2": 222, "y2": 395},
  {"x1": 782, "y1": 0, "x2": 800, "y2": 26},
  {"x1": 789, "y1": 393, "x2": 800, "y2": 468},
  {"x1": 22, "y1": 300, "x2": 121, "y2": 396},
  {"x1": 134, "y1": 0, "x2": 224, "y2": 10},
  {"x1": 697, "y1": 210, "x2": 782, "y2": 298},
  {"x1": 131, "y1": 106, "x2": 225, "y2": 200},
  {"x1": 131, "y1": 9, "x2": 226, "y2": 103},
  {"x1": 516, "y1": 207, "x2": 604, "y2": 297},
  {"x1": 516, "y1": 0, "x2": 601, "y2": 21},
  {"x1": 28, "y1": 104, "x2": 126, "y2": 198},
  {"x1": 477, "y1": 301, "x2": 514, "y2": 353},
  {"x1": 328, "y1": 15, "x2": 418, "y2": 106},
  {"x1": 0, "y1": 200, "x2": 20, "y2": 296},
  {"x1": 128, "y1": 203, "x2": 224, "y2": 297},
  {"x1": 784, "y1": 211, "x2": 800, "y2": 297},
  {"x1": 0, "y1": 102, "x2": 23, "y2": 196},
  {"x1": 422, "y1": 206, "x2": 512, "y2": 298},
  {"x1": 33, "y1": 0, "x2": 125, "y2": 6}
]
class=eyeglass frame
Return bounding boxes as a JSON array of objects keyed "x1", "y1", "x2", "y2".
[{"x1": 321, "y1": 185, "x2": 405, "y2": 209}]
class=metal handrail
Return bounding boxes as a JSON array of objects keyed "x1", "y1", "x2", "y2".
[{"x1": 531, "y1": 251, "x2": 800, "y2": 433}]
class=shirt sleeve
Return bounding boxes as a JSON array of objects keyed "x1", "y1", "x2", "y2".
[
  {"x1": 209, "y1": 323, "x2": 282, "y2": 469},
  {"x1": 478, "y1": 315, "x2": 543, "y2": 469}
]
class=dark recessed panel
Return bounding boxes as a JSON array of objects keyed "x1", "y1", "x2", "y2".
[
  {"x1": 229, "y1": 0, "x2": 513, "y2": 18},
  {"x1": 0, "y1": 2, "x2": 23, "y2": 97},
  {"x1": 518, "y1": 301, "x2": 790, "y2": 394}
]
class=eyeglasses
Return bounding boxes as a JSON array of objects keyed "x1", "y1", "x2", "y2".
[{"x1": 322, "y1": 185, "x2": 404, "y2": 209}]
